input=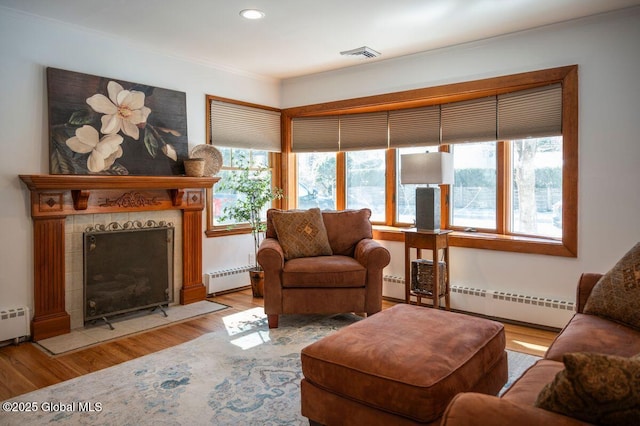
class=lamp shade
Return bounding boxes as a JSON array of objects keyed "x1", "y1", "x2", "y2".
[{"x1": 400, "y1": 152, "x2": 454, "y2": 185}]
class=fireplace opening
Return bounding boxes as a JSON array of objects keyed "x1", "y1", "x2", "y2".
[{"x1": 83, "y1": 221, "x2": 174, "y2": 326}]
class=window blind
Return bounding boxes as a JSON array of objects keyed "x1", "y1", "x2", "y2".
[
  {"x1": 388, "y1": 105, "x2": 440, "y2": 148},
  {"x1": 292, "y1": 116, "x2": 340, "y2": 152},
  {"x1": 497, "y1": 83, "x2": 562, "y2": 140},
  {"x1": 210, "y1": 100, "x2": 281, "y2": 152},
  {"x1": 339, "y1": 111, "x2": 389, "y2": 151},
  {"x1": 290, "y1": 83, "x2": 562, "y2": 150},
  {"x1": 441, "y1": 96, "x2": 497, "y2": 144}
]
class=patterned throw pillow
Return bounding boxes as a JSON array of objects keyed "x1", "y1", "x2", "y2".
[
  {"x1": 271, "y1": 208, "x2": 333, "y2": 260},
  {"x1": 535, "y1": 352, "x2": 640, "y2": 425},
  {"x1": 584, "y1": 242, "x2": 640, "y2": 330}
]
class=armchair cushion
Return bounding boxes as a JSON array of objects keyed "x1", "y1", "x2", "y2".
[
  {"x1": 282, "y1": 255, "x2": 366, "y2": 288},
  {"x1": 535, "y1": 352, "x2": 640, "y2": 426},
  {"x1": 584, "y1": 242, "x2": 640, "y2": 330},
  {"x1": 322, "y1": 208, "x2": 373, "y2": 256},
  {"x1": 270, "y1": 207, "x2": 332, "y2": 260}
]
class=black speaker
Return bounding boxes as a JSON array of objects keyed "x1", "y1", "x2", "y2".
[{"x1": 415, "y1": 187, "x2": 441, "y2": 231}]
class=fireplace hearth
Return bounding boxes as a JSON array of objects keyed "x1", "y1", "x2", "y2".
[{"x1": 84, "y1": 221, "x2": 174, "y2": 327}]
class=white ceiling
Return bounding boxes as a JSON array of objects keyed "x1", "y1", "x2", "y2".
[{"x1": 2, "y1": 0, "x2": 639, "y2": 80}]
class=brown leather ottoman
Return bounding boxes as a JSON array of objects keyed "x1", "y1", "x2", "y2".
[{"x1": 300, "y1": 304, "x2": 507, "y2": 425}]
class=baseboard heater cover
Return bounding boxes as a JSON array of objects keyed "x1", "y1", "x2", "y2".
[
  {"x1": 0, "y1": 306, "x2": 31, "y2": 343},
  {"x1": 383, "y1": 275, "x2": 575, "y2": 311},
  {"x1": 206, "y1": 265, "x2": 253, "y2": 294}
]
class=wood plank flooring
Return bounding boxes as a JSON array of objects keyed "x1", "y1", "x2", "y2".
[{"x1": 0, "y1": 290, "x2": 558, "y2": 401}]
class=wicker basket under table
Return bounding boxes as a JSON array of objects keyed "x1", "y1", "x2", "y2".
[{"x1": 411, "y1": 259, "x2": 447, "y2": 297}]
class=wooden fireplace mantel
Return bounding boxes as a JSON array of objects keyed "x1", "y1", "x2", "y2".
[{"x1": 19, "y1": 174, "x2": 219, "y2": 341}]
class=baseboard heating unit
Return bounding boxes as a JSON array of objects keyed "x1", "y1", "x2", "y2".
[
  {"x1": 0, "y1": 306, "x2": 31, "y2": 344},
  {"x1": 206, "y1": 265, "x2": 253, "y2": 295},
  {"x1": 383, "y1": 275, "x2": 574, "y2": 328}
]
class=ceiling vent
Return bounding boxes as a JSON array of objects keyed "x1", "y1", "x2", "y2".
[{"x1": 340, "y1": 46, "x2": 381, "y2": 59}]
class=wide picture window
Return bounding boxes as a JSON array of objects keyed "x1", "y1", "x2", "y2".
[{"x1": 284, "y1": 66, "x2": 577, "y2": 257}]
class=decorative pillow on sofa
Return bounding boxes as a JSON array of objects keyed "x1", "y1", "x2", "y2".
[
  {"x1": 535, "y1": 352, "x2": 640, "y2": 426},
  {"x1": 584, "y1": 242, "x2": 640, "y2": 330},
  {"x1": 271, "y1": 208, "x2": 332, "y2": 260}
]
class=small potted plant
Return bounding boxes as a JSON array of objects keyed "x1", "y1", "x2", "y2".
[{"x1": 219, "y1": 155, "x2": 283, "y2": 297}]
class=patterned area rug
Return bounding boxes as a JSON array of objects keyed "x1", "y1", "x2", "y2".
[{"x1": 1, "y1": 308, "x2": 540, "y2": 425}]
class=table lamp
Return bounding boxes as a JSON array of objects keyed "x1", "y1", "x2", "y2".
[{"x1": 400, "y1": 152, "x2": 454, "y2": 231}]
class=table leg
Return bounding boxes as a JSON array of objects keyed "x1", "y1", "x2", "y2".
[
  {"x1": 432, "y1": 248, "x2": 440, "y2": 309},
  {"x1": 405, "y1": 243, "x2": 410, "y2": 304},
  {"x1": 444, "y1": 246, "x2": 450, "y2": 310}
]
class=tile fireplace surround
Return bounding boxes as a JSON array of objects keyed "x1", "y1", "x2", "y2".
[{"x1": 19, "y1": 174, "x2": 218, "y2": 341}]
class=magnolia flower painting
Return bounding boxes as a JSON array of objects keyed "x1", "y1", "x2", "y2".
[{"x1": 47, "y1": 67, "x2": 188, "y2": 175}]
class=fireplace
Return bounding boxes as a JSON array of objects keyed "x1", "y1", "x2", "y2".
[
  {"x1": 84, "y1": 222, "x2": 174, "y2": 326},
  {"x1": 19, "y1": 174, "x2": 218, "y2": 341}
]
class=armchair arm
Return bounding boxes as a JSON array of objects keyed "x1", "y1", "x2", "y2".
[
  {"x1": 353, "y1": 238, "x2": 391, "y2": 270},
  {"x1": 257, "y1": 237, "x2": 285, "y2": 272},
  {"x1": 441, "y1": 393, "x2": 591, "y2": 426},
  {"x1": 576, "y1": 273, "x2": 603, "y2": 313}
]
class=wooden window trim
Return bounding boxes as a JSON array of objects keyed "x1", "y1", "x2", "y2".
[{"x1": 282, "y1": 65, "x2": 578, "y2": 257}]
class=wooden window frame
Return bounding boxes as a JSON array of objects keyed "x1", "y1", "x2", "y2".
[
  {"x1": 204, "y1": 96, "x2": 283, "y2": 237},
  {"x1": 281, "y1": 65, "x2": 578, "y2": 257}
]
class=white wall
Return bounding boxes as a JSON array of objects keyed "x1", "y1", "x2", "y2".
[
  {"x1": 0, "y1": 8, "x2": 279, "y2": 311},
  {"x1": 2, "y1": 6, "x2": 639, "y2": 329},
  {"x1": 282, "y1": 8, "x2": 640, "y2": 327}
]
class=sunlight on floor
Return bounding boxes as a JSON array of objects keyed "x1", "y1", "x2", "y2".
[
  {"x1": 512, "y1": 339, "x2": 548, "y2": 354},
  {"x1": 222, "y1": 307, "x2": 271, "y2": 350},
  {"x1": 231, "y1": 330, "x2": 271, "y2": 350}
]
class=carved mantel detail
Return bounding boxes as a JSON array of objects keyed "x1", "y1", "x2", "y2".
[
  {"x1": 100, "y1": 191, "x2": 161, "y2": 208},
  {"x1": 19, "y1": 174, "x2": 219, "y2": 341}
]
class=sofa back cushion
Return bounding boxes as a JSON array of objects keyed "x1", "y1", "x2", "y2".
[
  {"x1": 584, "y1": 242, "x2": 640, "y2": 330},
  {"x1": 535, "y1": 352, "x2": 640, "y2": 425},
  {"x1": 270, "y1": 208, "x2": 333, "y2": 260},
  {"x1": 322, "y1": 209, "x2": 373, "y2": 256}
]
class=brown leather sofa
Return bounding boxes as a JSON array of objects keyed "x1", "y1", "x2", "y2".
[
  {"x1": 257, "y1": 208, "x2": 391, "y2": 328},
  {"x1": 441, "y1": 272, "x2": 640, "y2": 426}
]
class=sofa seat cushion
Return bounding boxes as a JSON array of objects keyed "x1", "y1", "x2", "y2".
[
  {"x1": 545, "y1": 313, "x2": 640, "y2": 362},
  {"x1": 282, "y1": 255, "x2": 366, "y2": 288},
  {"x1": 502, "y1": 359, "x2": 566, "y2": 406},
  {"x1": 301, "y1": 304, "x2": 506, "y2": 423}
]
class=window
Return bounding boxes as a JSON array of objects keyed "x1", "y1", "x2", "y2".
[
  {"x1": 283, "y1": 65, "x2": 578, "y2": 257},
  {"x1": 296, "y1": 152, "x2": 336, "y2": 210},
  {"x1": 510, "y1": 137, "x2": 562, "y2": 239},
  {"x1": 346, "y1": 150, "x2": 386, "y2": 221},
  {"x1": 450, "y1": 142, "x2": 497, "y2": 231},
  {"x1": 205, "y1": 97, "x2": 281, "y2": 236},
  {"x1": 213, "y1": 148, "x2": 272, "y2": 227},
  {"x1": 447, "y1": 137, "x2": 563, "y2": 238}
]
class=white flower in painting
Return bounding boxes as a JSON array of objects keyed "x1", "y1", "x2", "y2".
[
  {"x1": 86, "y1": 81, "x2": 152, "y2": 140},
  {"x1": 162, "y1": 144, "x2": 178, "y2": 161},
  {"x1": 66, "y1": 125, "x2": 124, "y2": 172}
]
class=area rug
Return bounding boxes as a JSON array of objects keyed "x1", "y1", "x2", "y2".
[{"x1": 1, "y1": 308, "x2": 539, "y2": 425}]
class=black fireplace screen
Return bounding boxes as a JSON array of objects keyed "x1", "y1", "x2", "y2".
[{"x1": 83, "y1": 224, "x2": 174, "y2": 322}]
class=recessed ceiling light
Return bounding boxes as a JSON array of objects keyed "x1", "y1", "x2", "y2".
[{"x1": 240, "y1": 9, "x2": 265, "y2": 20}]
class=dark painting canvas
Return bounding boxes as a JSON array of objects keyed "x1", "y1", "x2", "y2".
[{"x1": 47, "y1": 67, "x2": 188, "y2": 175}]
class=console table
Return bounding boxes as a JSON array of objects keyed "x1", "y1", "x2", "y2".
[{"x1": 404, "y1": 229, "x2": 452, "y2": 309}]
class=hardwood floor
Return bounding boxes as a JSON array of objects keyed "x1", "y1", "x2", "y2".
[{"x1": 0, "y1": 289, "x2": 558, "y2": 401}]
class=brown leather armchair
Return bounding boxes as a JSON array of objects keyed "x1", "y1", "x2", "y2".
[{"x1": 257, "y1": 208, "x2": 391, "y2": 328}]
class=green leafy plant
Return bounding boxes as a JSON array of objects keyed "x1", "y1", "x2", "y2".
[{"x1": 219, "y1": 155, "x2": 283, "y2": 270}]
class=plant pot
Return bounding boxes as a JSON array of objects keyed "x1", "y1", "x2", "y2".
[
  {"x1": 183, "y1": 158, "x2": 205, "y2": 177},
  {"x1": 249, "y1": 269, "x2": 265, "y2": 298}
]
